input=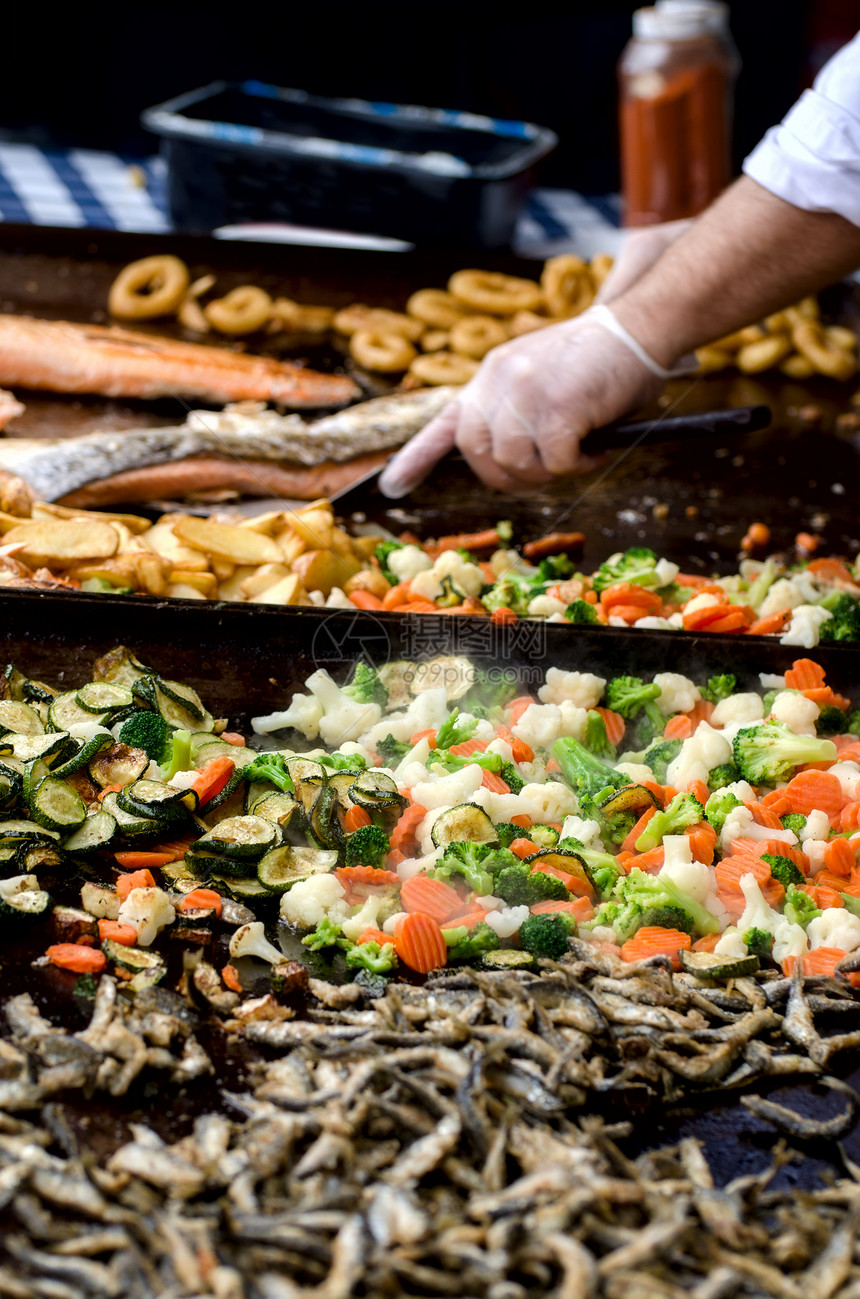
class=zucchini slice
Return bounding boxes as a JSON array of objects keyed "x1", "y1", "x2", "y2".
[
  {"x1": 0, "y1": 700, "x2": 45, "y2": 737},
  {"x1": 101, "y1": 793, "x2": 164, "y2": 839},
  {"x1": 309, "y1": 785, "x2": 343, "y2": 851},
  {"x1": 22, "y1": 758, "x2": 51, "y2": 806},
  {"x1": 117, "y1": 779, "x2": 196, "y2": 822},
  {"x1": 198, "y1": 769, "x2": 244, "y2": 816},
  {"x1": 153, "y1": 680, "x2": 214, "y2": 732},
  {"x1": 294, "y1": 775, "x2": 328, "y2": 817},
  {"x1": 102, "y1": 938, "x2": 166, "y2": 978},
  {"x1": 92, "y1": 646, "x2": 154, "y2": 689},
  {"x1": 0, "y1": 818, "x2": 60, "y2": 843},
  {"x1": 186, "y1": 847, "x2": 259, "y2": 879},
  {"x1": 10, "y1": 733, "x2": 77, "y2": 768},
  {"x1": 157, "y1": 678, "x2": 207, "y2": 722},
  {"x1": 431, "y1": 803, "x2": 498, "y2": 848},
  {"x1": 327, "y1": 771, "x2": 361, "y2": 808},
  {"x1": 195, "y1": 815, "x2": 280, "y2": 860},
  {"x1": 51, "y1": 733, "x2": 114, "y2": 777},
  {"x1": 211, "y1": 874, "x2": 271, "y2": 899},
  {"x1": 285, "y1": 758, "x2": 327, "y2": 784},
  {"x1": 62, "y1": 810, "x2": 117, "y2": 855},
  {"x1": 0, "y1": 874, "x2": 50, "y2": 920},
  {"x1": 409, "y1": 656, "x2": 476, "y2": 701},
  {"x1": 160, "y1": 859, "x2": 198, "y2": 891},
  {"x1": 377, "y1": 661, "x2": 415, "y2": 710},
  {"x1": 76, "y1": 682, "x2": 135, "y2": 714},
  {"x1": 350, "y1": 771, "x2": 408, "y2": 811},
  {"x1": 524, "y1": 848, "x2": 595, "y2": 895},
  {"x1": 257, "y1": 844, "x2": 339, "y2": 893},
  {"x1": 0, "y1": 773, "x2": 16, "y2": 815},
  {"x1": 679, "y1": 950, "x2": 760, "y2": 979},
  {"x1": 598, "y1": 785, "x2": 661, "y2": 817},
  {"x1": 28, "y1": 777, "x2": 87, "y2": 833},
  {"x1": 251, "y1": 792, "x2": 300, "y2": 827},
  {"x1": 13, "y1": 841, "x2": 64, "y2": 874},
  {"x1": 48, "y1": 691, "x2": 106, "y2": 733},
  {"x1": 88, "y1": 744, "x2": 149, "y2": 789},
  {"x1": 481, "y1": 949, "x2": 536, "y2": 970},
  {"x1": 195, "y1": 740, "x2": 257, "y2": 769}
]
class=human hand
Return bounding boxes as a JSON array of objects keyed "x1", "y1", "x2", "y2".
[
  {"x1": 378, "y1": 310, "x2": 664, "y2": 496},
  {"x1": 596, "y1": 220, "x2": 693, "y2": 304}
]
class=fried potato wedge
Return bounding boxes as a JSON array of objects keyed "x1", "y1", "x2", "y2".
[
  {"x1": 3, "y1": 519, "x2": 119, "y2": 565},
  {"x1": 291, "y1": 548, "x2": 361, "y2": 596},
  {"x1": 173, "y1": 516, "x2": 282, "y2": 565}
]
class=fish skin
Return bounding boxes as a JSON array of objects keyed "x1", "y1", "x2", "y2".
[
  {"x1": 0, "y1": 314, "x2": 359, "y2": 407},
  {"x1": 0, "y1": 386, "x2": 456, "y2": 502}
]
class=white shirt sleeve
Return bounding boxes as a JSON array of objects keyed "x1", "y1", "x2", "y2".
[{"x1": 743, "y1": 31, "x2": 860, "y2": 227}]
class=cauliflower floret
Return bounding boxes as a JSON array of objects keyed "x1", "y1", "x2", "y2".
[
  {"x1": 667, "y1": 722, "x2": 732, "y2": 791},
  {"x1": 655, "y1": 558, "x2": 680, "y2": 585},
  {"x1": 476, "y1": 894, "x2": 502, "y2": 911},
  {"x1": 807, "y1": 909, "x2": 860, "y2": 953},
  {"x1": 797, "y1": 811, "x2": 829, "y2": 845},
  {"x1": 828, "y1": 761, "x2": 860, "y2": 803},
  {"x1": 804, "y1": 839, "x2": 830, "y2": 875},
  {"x1": 780, "y1": 605, "x2": 833, "y2": 648},
  {"x1": 714, "y1": 927, "x2": 749, "y2": 958},
  {"x1": 117, "y1": 887, "x2": 175, "y2": 947},
  {"x1": 485, "y1": 904, "x2": 530, "y2": 939},
  {"x1": 561, "y1": 815, "x2": 604, "y2": 849},
  {"x1": 408, "y1": 569, "x2": 443, "y2": 601},
  {"x1": 512, "y1": 703, "x2": 564, "y2": 750},
  {"x1": 360, "y1": 687, "x2": 449, "y2": 750},
  {"x1": 388, "y1": 544, "x2": 432, "y2": 584},
  {"x1": 772, "y1": 919, "x2": 809, "y2": 965},
  {"x1": 341, "y1": 894, "x2": 386, "y2": 942},
  {"x1": 383, "y1": 910, "x2": 408, "y2": 935},
  {"x1": 411, "y1": 550, "x2": 485, "y2": 603},
  {"x1": 490, "y1": 548, "x2": 521, "y2": 577},
  {"x1": 659, "y1": 837, "x2": 712, "y2": 903},
  {"x1": 458, "y1": 714, "x2": 495, "y2": 743},
  {"x1": 683, "y1": 592, "x2": 721, "y2": 616},
  {"x1": 720, "y1": 779, "x2": 757, "y2": 803},
  {"x1": 396, "y1": 852, "x2": 440, "y2": 882},
  {"x1": 720, "y1": 805, "x2": 755, "y2": 855},
  {"x1": 587, "y1": 925, "x2": 619, "y2": 944},
  {"x1": 303, "y1": 670, "x2": 382, "y2": 747},
  {"x1": 653, "y1": 673, "x2": 701, "y2": 717},
  {"x1": 538, "y1": 668, "x2": 605, "y2": 711},
  {"x1": 558, "y1": 701, "x2": 589, "y2": 742},
  {"x1": 252, "y1": 692, "x2": 323, "y2": 739},
  {"x1": 736, "y1": 873, "x2": 782, "y2": 935},
  {"x1": 633, "y1": 616, "x2": 676, "y2": 631},
  {"x1": 279, "y1": 874, "x2": 350, "y2": 929},
  {"x1": 757, "y1": 577, "x2": 805, "y2": 620},
  {"x1": 411, "y1": 765, "x2": 483, "y2": 811},
  {"x1": 615, "y1": 762, "x2": 655, "y2": 784},
  {"x1": 770, "y1": 690, "x2": 820, "y2": 736},
  {"x1": 520, "y1": 780, "x2": 579, "y2": 825},
  {"x1": 471, "y1": 787, "x2": 539, "y2": 824},
  {"x1": 710, "y1": 693, "x2": 764, "y2": 729},
  {"x1": 527, "y1": 594, "x2": 568, "y2": 618},
  {"x1": 487, "y1": 737, "x2": 514, "y2": 763},
  {"x1": 68, "y1": 720, "x2": 113, "y2": 744},
  {"x1": 325, "y1": 587, "x2": 354, "y2": 609}
]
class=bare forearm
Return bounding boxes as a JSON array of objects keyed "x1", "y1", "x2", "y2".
[{"x1": 611, "y1": 177, "x2": 860, "y2": 368}]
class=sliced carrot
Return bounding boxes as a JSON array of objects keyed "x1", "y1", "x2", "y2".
[
  {"x1": 734, "y1": 838, "x2": 811, "y2": 874},
  {"x1": 409, "y1": 729, "x2": 438, "y2": 749},
  {"x1": 531, "y1": 861, "x2": 588, "y2": 895},
  {"x1": 178, "y1": 888, "x2": 223, "y2": 917},
  {"x1": 399, "y1": 601, "x2": 441, "y2": 614},
  {"x1": 807, "y1": 557, "x2": 854, "y2": 583},
  {"x1": 704, "y1": 610, "x2": 750, "y2": 634},
  {"x1": 510, "y1": 813, "x2": 532, "y2": 829},
  {"x1": 97, "y1": 920, "x2": 138, "y2": 945},
  {"x1": 745, "y1": 802, "x2": 784, "y2": 830},
  {"x1": 511, "y1": 838, "x2": 540, "y2": 859},
  {"x1": 115, "y1": 869, "x2": 156, "y2": 901},
  {"x1": 508, "y1": 696, "x2": 536, "y2": 725},
  {"x1": 622, "y1": 807, "x2": 657, "y2": 854},
  {"x1": 531, "y1": 897, "x2": 594, "y2": 921},
  {"x1": 824, "y1": 837, "x2": 856, "y2": 877},
  {"x1": 432, "y1": 528, "x2": 501, "y2": 553},
  {"x1": 449, "y1": 739, "x2": 489, "y2": 757},
  {"x1": 686, "y1": 699, "x2": 715, "y2": 727},
  {"x1": 400, "y1": 874, "x2": 465, "y2": 925},
  {"x1": 784, "y1": 769, "x2": 844, "y2": 820},
  {"x1": 344, "y1": 805, "x2": 372, "y2": 832},
  {"x1": 692, "y1": 932, "x2": 721, "y2": 953},
  {"x1": 151, "y1": 835, "x2": 196, "y2": 861},
  {"x1": 189, "y1": 756, "x2": 236, "y2": 805},
  {"x1": 495, "y1": 724, "x2": 534, "y2": 765},
  {"x1": 383, "y1": 582, "x2": 412, "y2": 610},
  {"x1": 784, "y1": 948, "x2": 858, "y2": 982},
  {"x1": 395, "y1": 912, "x2": 448, "y2": 973},
  {"x1": 817, "y1": 868, "x2": 857, "y2": 892},
  {"x1": 676, "y1": 574, "x2": 726, "y2": 593},
  {"x1": 387, "y1": 848, "x2": 406, "y2": 867},
  {"x1": 349, "y1": 589, "x2": 384, "y2": 611},
  {"x1": 682, "y1": 602, "x2": 729, "y2": 632},
  {"x1": 804, "y1": 686, "x2": 852, "y2": 711},
  {"x1": 450, "y1": 908, "x2": 491, "y2": 930},
  {"x1": 615, "y1": 850, "x2": 637, "y2": 873},
  {"x1": 46, "y1": 944, "x2": 106, "y2": 975},
  {"x1": 760, "y1": 790, "x2": 793, "y2": 815},
  {"x1": 221, "y1": 964, "x2": 242, "y2": 993},
  {"x1": 481, "y1": 769, "x2": 509, "y2": 794},
  {"x1": 620, "y1": 926, "x2": 691, "y2": 969},
  {"x1": 389, "y1": 803, "x2": 428, "y2": 855},
  {"x1": 491, "y1": 606, "x2": 519, "y2": 626},
  {"x1": 98, "y1": 783, "x2": 125, "y2": 801},
  {"x1": 545, "y1": 757, "x2": 561, "y2": 774},
  {"x1": 630, "y1": 846, "x2": 665, "y2": 874},
  {"x1": 841, "y1": 803, "x2": 860, "y2": 833},
  {"x1": 606, "y1": 603, "x2": 653, "y2": 625},
  {"x1": 600, "y1": 583, "x2": 662, "y2": 615},
  {"x1": 221, "y1": 732, "x2": 246, "y2": 746},
  {"x1": 356, "y1": 927, "x2": 392, "y2": 946},
  {"x1": 114, "y1": 850, "x2": 174, "y2": 870},
  {"x1": 784, "y1": 659, "x2": 826, "y2": 691},
  {"x1": 595, "y1": 708, "x2": 626, "y2": 748},
  {"x1": 748, "y1": 608, "x2": 794, "y2": 637},
  {"x1": 334, "y1": 866, "x2": 401, "y2": 890},
  {"x1": 686, "y1": 821, "x2": 717, "y2": 865},
  {"x1": 664, "y1": 715, "x2": 692, "y2": 741},
  {"x1": 799, "y1": 883, "x2": 844, "y2": 909},
  {"x1": 687, "y1": 780, "x2": 710, "y2": 808}
]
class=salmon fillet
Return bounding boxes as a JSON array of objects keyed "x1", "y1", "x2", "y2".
[
  {"x1": 58, "y1": 453, "x2": 390, "y2": 507},
  {"x1": 0, "y1": 315, "x2": 359, "y2": 408}
]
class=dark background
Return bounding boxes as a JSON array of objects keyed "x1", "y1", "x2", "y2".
[{"x1": 1, "y1": 0, "x2": 857, "y2": 191}]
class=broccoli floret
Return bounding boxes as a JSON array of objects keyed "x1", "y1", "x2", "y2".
[
  {"x1": 496, "y1": 520, "x2": 513, "y2": 546},
  {"x1": 637, "y1": 904, "x2": 695, "y2": 935},
  {"x1": 643, "y1": 739, "x2": 682, "y2": 785},
  {"x1": 742, "y1": 927, "x2": 774, "y2": 959},
  {"x1": 500, "y1": 761, "x2": 526, "y2": 794},
  {"x1": 459, "y1": 668, "x2": 519, "y2": 717},
  {"x1": 344, "y1": 824, "x2": 390, "y2": 868},
  {"x1": 605, "y1": 676, "x2": 665, "y2": 747},
  {"x1": 593, "y1": 547, "x2": 659, "y2": 595},
  {"x1": 732, "y1": 721, "x2": 837, "y2": 786},
  {"x1": 552, "y1": 736, "x2": 626, "y2": 799},
  {"x1": 848, "y1": 710, "x2": 860, "y2": 736},
  {"x1": 612, "y1": 867, "x2": 719, "y2": 941},
  {"x1": 533, "y1": 554, "x2": 576, "y2": 586},
  {"x1": 344, "y1": 662, "x2": 388, "y2": 707},
  {"x1": 494, "y1": 863, "x2": 570, "y2": 907},
  {"x1": 319, "y1": 751, "x2": 369, "y2": 772},
  {"x1": 761, "y1": 852, "x2": 805, "y2": 888},
  {"x1": 243, "y1": 752, "x2": 295, "y2": 794},
  {"x1": 780, "y1": 812, "x2": 807, "y2": 836},
  {"x1": 783, "y1": 886, "x2": 821, "y2": 928},
  {"x1": 565, "y1": 599, "x2": 599, "y2": 624},
  {"x1": 818, "y1": 593, "x2": 860, "y2": 644},
  {"x1": 161, "y1": 728, "x2": 193, "y2": 780},
  {"x1": 582, "y1": 794, "x2": 636, "y2": 849},
  {"x1": 518, "y1": 912, "x2": 577, "y2": 958},
  {"x1": 816, "y1": 705, "x2": 850, "y2": 735},
  {"x1": 482, "y1": 577, "x2": 532, "y2": 617},
  {"x1": 436, "y1": 708, "x2": 479, "y2": 751},
  {"x1": 529, "y1": 824, "x2": 561, "y2": 850},
  {"x1": 118, "y1": 711, "x2": 171, "y2": 763},
  {"x1": 495, "y1": 822, "x2": 526, "y2": 849},
  {"x1": 583, "y1": 711, "x2": 616, "y2": 759},
  {"x1": 428, "y1": 749, "x2": 503, "y2": 776},
  {"x1": 708, "y1": 762, "x2": 741, "y2": 793},
  {"x1": 433, "y1": 841, "x2": 518, "y2": 896},
  {"x1": 377, "y1": 734, "x2": 411, "y2": 766},
  {"x1": 591, "y1": 863, "x2": 620, "y2": 896},
  {"x1": 443, "y1": 921, "x2": 500, "y2": 961},
  {"x1": 301, "y1": 917, "x2": 344, "y2": 951},
  {"x1": 634, "y1": 792, "x2": 704, "y2": 852},
  {"x1": 374, "y1": 540, "x2": 405, "y2": 584},
  {"x1": 704, "y1": 789, "x2": 743, "y2": 835},
  {"x1": 761, "y1": 690, "x2": 779, "y2": 716},
  {"x1": 344, "y1": 939, "x2": 398, "y2": 974},
  {"x1": 700, "y1": 674, "x2": 737, "y2": 704}
]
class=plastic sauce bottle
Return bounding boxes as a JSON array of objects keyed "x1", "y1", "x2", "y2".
[{"x1": 619, "y1": 5, "x2": 739, "y2": 226}]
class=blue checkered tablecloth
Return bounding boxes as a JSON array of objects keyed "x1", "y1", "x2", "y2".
[{"x1": 0, "y1": 141, "x2": 621, "y2": 258}]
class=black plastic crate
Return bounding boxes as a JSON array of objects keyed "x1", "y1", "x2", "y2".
[{"x1": 141, "y1": 80, "x2": 557, "y2": 247}]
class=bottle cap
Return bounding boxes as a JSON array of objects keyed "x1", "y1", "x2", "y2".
[
  {"x1": 632, "y1": 5, "x2": 713, "y2": 39},
  {"x1": 657, "y1": 0, "x2": 730, "y2": 33}
]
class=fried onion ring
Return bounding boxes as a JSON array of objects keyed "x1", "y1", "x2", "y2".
[
  {"x1": 409, "y1": 351, "x2": 480, "y2": 386},
  {"x1": 108, "y1": 255, "x2": 190, "y2": 320},
  {"x1": 204, "y1": 286, "x2": 273, "y2": 335},
  {"x1": 177, "y1": 273, "x2": 217, "y2": 333},
  {"x1": 448, "y1": 270, "x2": 541, "y2": 316},
  {"x1": 449, "y1": 314, "x2": 509, "y2": 360},
  {"x1": 589, "y1": 253, "x2": 614, "y2": 289},
  {"x1": 509, "y1": 310, "x2": 552, "y2": 337},
  {"x1": 406, "y1": 288, "x2": 468, "y2": 330},
  {"x1": 792, "y1": 322, "x2": 857, "y2": 380},
  {"x1": 350, "y1": 329, "x2": 417, "y2": 373},
  {"x1": 269, "y1": 298, "x2": 335, "y2": 334},
  {"x1": 421, "y1": 328, "x2": 451, "y2": 352},
  {"x1": 334, "y1": 304, "x2": 423, "y2": 341},
  {"x1": 540, "y1": 255, "x2": 594, "y2": 318},
  {"x1": 736, "y1": 334, "x2": 792, "y2": 374}
]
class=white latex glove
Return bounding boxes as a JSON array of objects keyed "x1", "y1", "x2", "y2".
[
  {"x1": 379, "y1": 311, "x2": 663, "y2": 497},
  {"x1": 597, "y1": 220, "x2": 693, "y2": 304}
]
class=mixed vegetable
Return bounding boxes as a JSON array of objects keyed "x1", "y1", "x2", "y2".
[
  {"x1": 339, "y1": 536, "x2": 860, "y2": 649},
  {"x1": 4, "y1": 647, "x2": 860, "y2": 991}
]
